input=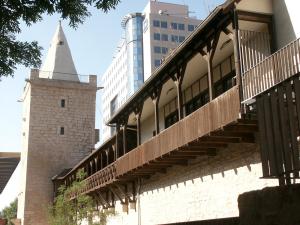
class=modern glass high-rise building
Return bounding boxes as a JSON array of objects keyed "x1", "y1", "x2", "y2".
[
  {"x1": 101, "y1": 0, "x2": 201, "y2": 141},
  {"x1": 122, "y1": 13, "x2": 144, "y2": 97}
]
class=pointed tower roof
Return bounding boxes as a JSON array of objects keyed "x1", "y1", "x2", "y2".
[{"x1": 40, "y1": 21, "x2": 79, "y2": 82}]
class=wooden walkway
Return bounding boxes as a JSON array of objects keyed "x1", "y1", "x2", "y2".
[{"x1": 71, "y1": 86, "x2": 258, "y2": 195}]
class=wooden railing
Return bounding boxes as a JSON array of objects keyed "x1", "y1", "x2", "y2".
[
  {"x1": 80, "y1": 164, "x2": 116, "y2": 195},
  {"x1": 242, "y1": 38, "x2": 300, "y2": 101},
  {"x1": 115, "y1": 86, "x2": 240, "y2": 177},
  {"x1": 67, "y1": 87, "x2": 241, "y2": 195}
]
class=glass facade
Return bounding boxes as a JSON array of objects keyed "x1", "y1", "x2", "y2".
[{"x1": 125, "y1": 13, "x2": 144, "y2": 97}]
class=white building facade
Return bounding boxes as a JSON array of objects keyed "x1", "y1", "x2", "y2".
[{"x1": 101, "y1": 0, "x2": 201, "y2": 141}]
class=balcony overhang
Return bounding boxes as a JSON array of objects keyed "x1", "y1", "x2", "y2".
[
  {"x1": 70, "y1": 86, "x2": 259, "y2": 197},
  {"x1": 0, "y1": 152, "x2": 20, "y2": 194},
  {"x1": 107, "y1": 0, "x2": 239, "y2": 125}
]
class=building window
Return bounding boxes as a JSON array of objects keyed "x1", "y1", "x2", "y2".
[
  {"x1": 60, "y1": 127, "x2": 65, "y2": 135},
  {"x1": 161, "y1": 34, "x2": 168, "y2": 41},
  {"x1": 185, "y1": 91, "x2": 209, "y2": 116},
  {"x1": 61, "y1": 99, "x2": 65, "y2": 108},
  {"x1": 188, "y1": 24, "x2": 195, "y2": 31},
  {"x1": 154, "y1": 46, "x2": 161, "y2": 54},
  {"x1": 154, "y1": 33, "x2": 160, "y2": 40},
  {"x1": 110, "y1": 95, "x2": 118, "y2": 116},
  {"x1": 165, "y1": 110, "x2": 178, "y2": 128},
  {"x1": 161, "y1": 21, "x2": 168, "y2": 28},
  {"x1": 179, "y1": 36, "x2": 185, "y2": 42},
  {"x1": 171, "y1": 35, "x2": 178, "y2": 42},
  {"x1": 153, "y1": 20, "x2": 160, "y2": 27},
  {"x1": 154, "y1": 59, "x2": 161, "y2": 67},
  {"x1": 214, "y1": 73, "x2": 234, "y2": 97},
  {"x1": 178, "y1": 23, "x2": 185, "y2": 30},
  {"x1": 161, "y1": 47, "x2": 168, "y2": 54},
  {"x1": 171, "y1": 22, "x2": 177, "y2": 30}
]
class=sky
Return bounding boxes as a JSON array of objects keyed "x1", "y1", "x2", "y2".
[{"x1": 0, "y1": 0, "x2": 224, "y2": 210}]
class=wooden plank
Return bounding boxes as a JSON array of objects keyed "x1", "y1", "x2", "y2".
[
  {"x1": 270, "y1": 90, "x2": 284, "y2": 175},
  {"x1": 285, "y1": 81, "x2": 300, "y2": 170},
  {"x1": 262, "y1": 93, "x2": 277, "y2": 175},
  {"x1": 200, "y1": 136, "x2": 241, "y2": 143},
  {"x1": 256, "y1": 96, "x2": 270, "y2": 177},
  {"x1": 187, "y1": 142, "x2": 228, "y2": 148},
  {"x1": 277, "y1": 85, "x2": 293, "y2": 172},
  {"x1": 223, "y1": 124, "x2": 258, "y2": 132},
  {"x1": 294, "y1": 77, "x2": 300, "y2": 132}
]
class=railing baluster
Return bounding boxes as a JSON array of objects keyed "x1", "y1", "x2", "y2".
[{"x1": 242, "y1": 38, "x2": 300, "y2": 101}]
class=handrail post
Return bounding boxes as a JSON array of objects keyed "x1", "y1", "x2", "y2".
[{"x1": 232, "y1": 8, "x2": 245, "y2": 114}]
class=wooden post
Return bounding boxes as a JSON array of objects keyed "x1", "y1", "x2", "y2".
[
  {"x1": 150, "y1": 87, "x2": 162, "y2": 135},
  {"x1": 207, "y1": 53, "x2": 214, "y2": 101},
  {"x1": 115, "y1": 123, "x2": 120, "y2": 159},
  {"x1": 232, "y1": 8, "x2": 244, "y2": 111},
  {"x1": 199, "y1": 31, "x2": 220, "y2": 101},
  {"x1": 171, "y1": 63, "x2": 186, "y2": 120},
  {"x1": 134, "y1": 103, "x2": 144, "y2": 145},
  {"x1": 100, "y1": 152, "x2": 104, "y2": 169},
  {"x1": 105, "y1": 149, "x2": 109, "y2": 165},
  {"x1": 122, "y1": 116, "x2": 128, "y2": 155},
  {"x1": 232, "y1": 10, "x2": 242, "y2": 89},
  {"x1": 112, "y1": 145, "x2": 116, "y2": 161}
]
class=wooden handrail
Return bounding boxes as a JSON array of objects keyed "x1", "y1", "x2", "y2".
[
  {"x1": 242, "y1": 38, "x2": 300, "y2": 101},
  {"x1": 67, "y1": 86, "x2": 241, "y2": 195},
  {"x1": 115, "y1": 86, "x2": 241, "y2": 177}
]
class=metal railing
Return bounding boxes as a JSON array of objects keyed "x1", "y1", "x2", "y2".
[{"x1": 38, "y1": 70, "x2": 91, "y2": 83}]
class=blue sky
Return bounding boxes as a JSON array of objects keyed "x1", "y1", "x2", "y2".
[{"x1": 0, "y1": 0, "x2": 224, "y2": 209}]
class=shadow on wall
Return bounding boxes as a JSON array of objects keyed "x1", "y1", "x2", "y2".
[
  {"x1": 238, "y1": 184, "x2": 300, "y2": 225},
  {"x1": 141, "y1": 143, "x2": 262, "y2": 193},
  {"x1": 273, "y1": 0, "x2": 296, "y2": 49}
]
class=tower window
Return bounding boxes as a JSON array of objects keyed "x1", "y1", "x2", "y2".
[
  {"x1": 61, "y1": 99, "x2": 65, "y2": 108},
  {"x1": 60, "y1": 127, "x2": 65, "y2": 135}
]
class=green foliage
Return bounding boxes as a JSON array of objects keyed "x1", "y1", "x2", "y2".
[
  {"x1": 0, "y1": 199, "x2": 17, "y2": 225},
  {"x1": 98, "y1": 209, "x2": 116, "y2": 225},
  {"x1": 48, "y1": 169, "x2": 116, "y2": 225},
  {"x1": 0, "y1": 0, "x2": 121, "y2": 79}
]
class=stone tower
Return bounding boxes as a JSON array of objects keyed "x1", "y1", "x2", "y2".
[{"x1": 17, "y1": 23, "x2": 97, "y2": 225}]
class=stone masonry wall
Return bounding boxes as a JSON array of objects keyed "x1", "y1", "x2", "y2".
[
  {"x1": 238, "y1": 184, "x2": 300, "y2": 225},
  {"x1": 106, "y1": 143, "x2": 278, "y2": 225},
  {"x1": 18, "y1": 73, "x2": 97, "y2": 225}
]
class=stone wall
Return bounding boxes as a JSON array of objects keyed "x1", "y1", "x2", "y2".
[
  {"x1": 238, "y1": 184, "x2": 300, "y2": 225},
  {"x1": 18, "y1": 73, "x2": 97, "y2": 225},
  {"x1": 105, "y1": 143, "x2": 278, "y2": 225}
]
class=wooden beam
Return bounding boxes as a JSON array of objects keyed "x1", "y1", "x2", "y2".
[
  {"x1": 199, "y1": 136, "x2": 241, "y2": 143},
  {"x1": 188, "y1": 142, "x2": 228, "y2": 148},
  {"x1": 232, "y1": 8, "x2": 244, "y2": 111},
  {"x1": 223, "y1": 124, "x2": 258, "y2": 132},
  {"x1": 150, "y1": 86, "x2": 162, "y2": 135},
  {"x1": 115, "y1": 123, "x2": 120, "y2": 159},
  {"x1": 122, "y1": 116, "x2": 129, "y2": 155},
  {"x1": 134, "y1": 102, "x2": 144, "y2": 145},
  {"x1": 199, "y1": 31, "x2": 221, "y2": 101},
  {"x1": 237, "y1": 10, "x2": 273, "y2": 24},
  {"x1": 211, "y1": 130, "x2": 255, "y2": 139},
  {"x1": 168, "y1": 155, "x2": 197, "y2": 160},
  {"x1": 109, "y1": 187, "x2": 126, "y2": 204},
  {"x1": 151, "y1": 158, "x2": 189, "y2": 166},
  {"x1": 171, "y1": 63, "x2": 187, "y2": 120}
]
